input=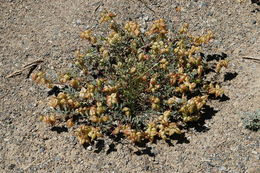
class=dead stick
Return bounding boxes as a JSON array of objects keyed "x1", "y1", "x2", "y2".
[
  {"x1": 5, "y1": 70, "x2": 23, "y2": 78},
  {"x1": 242, "y1": 56, "x2": 260, "y2": 61},
  {"x1": 136, "y1": 0, "x2": 155, "y2": 13},
  {"x1": 5, "y1": 59, "x2": 44, "y2": 78},
  {"x1": 23, "y1": 59, "x2": 44, "y2": 68}
]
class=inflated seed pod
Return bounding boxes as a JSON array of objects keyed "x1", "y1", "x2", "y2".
[
  {"x1": 198, "y1": 65, "x2": 203, "y2": 76},
  {"x1": 100, "y1": 115, "x2": 109, "y2": 122},
  {"x1": 141, "y1": 75, "x2": 148, "y2": 81},
  {"x1": 96, "y1": 106, "x2": 106, "y2": 115},
  {"x1": 167, "y1": 97, "x2": 176, "y2": 105},
  {"x1": 59, "y1": 98, "x2": 66, "y2": 106},
  {"x1": 41, "y1": 115, "x2": 57, "y2": 126},
  {"x1": 70, "y1": 79, "x2": 79, "y2": 88},
  {"x1": 57, "y1": 92, "x2": 67, "y2": 99},
  {"x1": 89, "y1": 106, "x2": 97, "y2": 116},
  {"x1": 163, "y1": 110, "x2": 171, "y2": 118},
  {"x1": 178, "y1": 84, "x2": 188, "y2": 93},
  {"x1": 151, "y1": 103, "x2": 160, "y2": 110},
  {"x1": 130, "y1": 67, "x2": 137, "y2": 74},
  {"x1": 112, "y1": 127, "x2": 121, "y2": 135},
  {"x1": 150, "y1": 78, "x2": 157, "y2": 85},
  {"x1": 188, "y1": 83, "x2": 196, "y2": 91},
  {"x1": 67, "y1": 99, "x2": 74, "y2": 107},
  {"x1": 66, "y1": 119, "x2": 74, "y2": 128},
  {"x1": 89, "y1": 116, "x2": 100, "y2": 123},
  {"x1": 49, "y1": 97, "x2": 59, "y2": 108},
  {"x1": 31, "y1": 73, "x2": 37, "y2": 81}
]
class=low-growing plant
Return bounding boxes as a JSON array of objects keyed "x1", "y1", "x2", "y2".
[
  {"x1": 241, "y1": 109, "x2": 260, "y2": 131},
  {"x1": 32, "y1": 11, "x2": 228, "y2": 145}
]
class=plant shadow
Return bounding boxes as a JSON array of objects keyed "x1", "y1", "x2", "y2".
[
  {"x1": 219, "y1": 94, "x2": 230, "y2": 102},
  {"x1": 134, "y1": 146, "x2": 155, "y2": 157},
  {"x1": 50, "y1": 126, "x2": 68, "y2": 134},
  {"x1": 201, "y1": 52, "x2": 228, "y2": 62},
  {"x1": 185, "y1": 105, "x2": 218, "y2": 133},
  {"x1": 224, "y1": 72, "x2": 238, "y2": 81},
  {"x1": 251, "y1": 0, "x2": 260, "y2": 5},
  {"x1": 80, "y1": 105, "x2": 220, "y2": 155}
]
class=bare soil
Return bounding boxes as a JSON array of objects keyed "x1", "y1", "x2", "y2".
[{"x1": 0, "y1": 0, "x2": 259, "y2": 172}]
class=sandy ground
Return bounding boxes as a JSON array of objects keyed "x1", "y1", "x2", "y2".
[{"x1": 0, "y1": 0, "x2": 259, "y2": 172}]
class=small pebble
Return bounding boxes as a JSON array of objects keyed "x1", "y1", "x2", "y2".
[
  {"x1": 54, "y1": 156, "x2": 62, "y2": 161},
  {"x1": 75, "y1": 19, "x2": 81, "y2": 25},
  {"x1": 140, "y1": 28, "x2": 145, "y2": 33},
  {"x1": 198, "y1": 2, "x2": 208, "y2": 8},
  {"x1": 39, "y1": 146, "x2": 45, "y2": 153},
  {"x1": 207, "y1": 12, "x2": 214, "y2": 16},
  {"x1": 69, "y1": 136, "x2": 76, "y2": 143},
  {"x1": 143, "y1": 16, "x2": 149, "y2": 22},
  {"x1": 219, "y1": 166, "x2": 226, "y2": 171},
  {"x1": 8, "y1": 164, "x2": 16, "y2": 170},
  {"x1": 87, "y1": 146, "x2": 92, "y2": 151},
  {"x1": 252, "y1": 150, "x2": 257, "y2": 154}
]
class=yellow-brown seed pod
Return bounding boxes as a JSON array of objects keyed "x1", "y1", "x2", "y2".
[
  {"x1": 188, "y1": 82, "x2": 196, "y2": 91},
  {"x1": 102, "y1": 50, "x2": 109, "y2": 58},
  {"x1": 66, "y1": 119, "x2": 74, "y2": 128},
  {"x1": 89, "y1": 116, "x2": 100, "y2": 123},
  {"x1": 49, "y1": 97, "x2": 59, "y2": 108},
  {"x1": 31, "y1": 73, "x2": 37, "y2": 81},
  {"x1": 112, "y1": 126, "x2": 121, "y2": 135},
  {"x1": 216, "y1": 60, "x2": 229, "y2": 73},
  {"x1": 188, "y1": 103, "x2": 197, "y2": 114},
  {"x1": 70, "y1": 79, "x2": 79, "y2": 89},
  {"x1": 167, "y1": 97, "x2": 176, "y2": 105},
  {"x1": 89, "y1": 106, "x2": 97, "y2": 116},
  {"x1": 42, "y1": 115, "x2": 56, "y2": 126},
  {"x1": 138, "y1": 53, "x2": 145, "y2": 61},
  {"x1": 35, "y1": 76, "x2": 41, "y2": 83},
  {"x1": 59, "y1": 98, "x2": 66, "y2": 105},
  {"x1": 178, "y1": 84, "x2": 188, "y2": 93},
  {"x1": 125, "y1": 111, "x2": 131, "y2": 116},
  {"x1": 78, "y1": 138, "x2": 86, "y2": 145},
  {"x1": 160, "y1": 58, "x2": 167, "y2": 64},
  {"x1": 130, "y1": 67, "x2": 137, "y2": 74},
  {"x1": 198, "y1": 65, "x2": 203, "y2": 76},
  {"x1": 151, "y1": 103, "x2": 160, "y2": 110},
  {"x1": 122, "y1": 107, "x2": 131, "y2": 116},
  {"x1": 163, "y1": 110, "x2": 171, "y2": 118},
  {"x1": 99, "y1": 11, "x2": 116, "y2": 23},
  {"x1": 57, "y1": 92, "x2": 67, "y2": 99},
  {"x1": 141, "y1": 75, "x2": 148, "y2": 81},
  {"x1": 60, "y1": 74, "x2": 71, "y2": 83},
  {"x1": 178, "y1": 75, "x2": 187, "y2": 84},
  {"x1": 74, "y1": 101, "x2": 80, "y2": 108},
  {"x1": 150, "y1": 77, "x2": 157, "y2": 85},
  {"x1": 100, "y1": 115, "x2": 109, "y2": 122},
  {"x1": 96, "y1": 106, "x2": 106, "y2": 115},
  {"x1": 67, "y1": 99, "x2": 74, "y2": 107},
  {"x1": 122, "y1": 107, "x2": 130, "y2": 112},
  {"x1": 151, "y1": 97, "x2": 160, "y2": 104}
]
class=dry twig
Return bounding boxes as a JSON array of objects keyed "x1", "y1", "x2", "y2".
[
  {"x1": 5, "y1": 59, "x2": 44, "y2": 78},
  {"x1": 135, "y1": 0, "x2": 155, "y2": 13},
  {"x1": 242, "y1": 56, "x2": 260, "y2": 61}
]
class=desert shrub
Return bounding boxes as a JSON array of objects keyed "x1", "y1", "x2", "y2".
[{"x1": 32, "y1": 11, "x2": 228, "y2": 145}]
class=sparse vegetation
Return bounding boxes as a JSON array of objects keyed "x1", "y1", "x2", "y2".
[{"x1": 242, "y1": 109, "x2": 260, "y2": 131}]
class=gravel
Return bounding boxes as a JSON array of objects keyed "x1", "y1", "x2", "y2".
[{"x1": 0, "y1": 0, "x2": 259, "y2": 172}]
